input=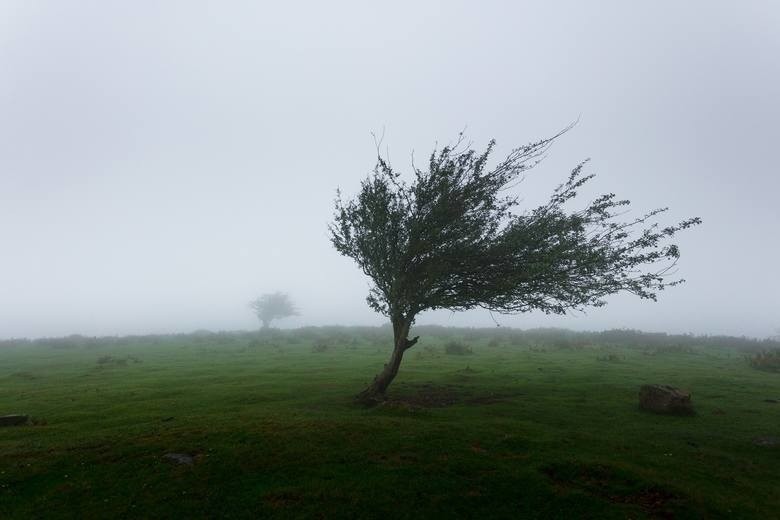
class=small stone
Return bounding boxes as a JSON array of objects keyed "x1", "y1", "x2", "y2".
[
  {"x1": 0, "y1": 415, "x2": 28, "y2": 427},
  {"x1": 752, "y1": 436, "x2": 779, "y2": 447},
  {"x1": 163, "y1": 453, "x2": 195, "y2": 465}
]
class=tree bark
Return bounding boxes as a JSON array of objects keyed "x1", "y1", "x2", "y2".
[{"x1": 355, "y1": 317, "x2": 419, "y2": 405}]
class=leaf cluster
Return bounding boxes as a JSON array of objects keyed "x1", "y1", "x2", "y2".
[
  {"x1": 249, "y1": 292, "x2": 298, "y2": 323},
  {"x1": 330, "y1": 132, "x2": 700, "y2": 320}
]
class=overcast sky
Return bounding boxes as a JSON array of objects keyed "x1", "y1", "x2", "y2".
[{"x1": 1, "y1": 1, "x2": 778, "y2": 339}]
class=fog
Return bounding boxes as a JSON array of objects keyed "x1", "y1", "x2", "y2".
[{"x1": 1, "y1": 1, "x2": 778, "y2": 339}]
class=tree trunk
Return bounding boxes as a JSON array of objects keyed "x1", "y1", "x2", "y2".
[
  {"x1": 261, "y1": 318, "x2": 270, "y2": 330},
  {"x1": 355, "y1": 317, "x2": 419, "y2": 406}
]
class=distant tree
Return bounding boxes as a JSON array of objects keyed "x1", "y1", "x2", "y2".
[
  {"x1": 249, "y1": 292, "x2": 298, "y2": 329},
  {"x1": 330, "y1": 130, "x2": 701, "y2": 404}
]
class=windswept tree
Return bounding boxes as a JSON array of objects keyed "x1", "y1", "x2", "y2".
[
  {"x1": 249, "y1": 292, "x2": 298, "y2": 329},
  {"x1": 330, "y1": 130, "x2": 700, "y2": 404}
]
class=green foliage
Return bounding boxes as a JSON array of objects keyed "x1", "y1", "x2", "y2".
[
  {"x1": 248, "y1": 292, "x2": 298, "y2": 329},
  {"x1": 597, "y1": 353, "x2": 623, "y2": 363},
  {"x1": 96, "y1": 355, "x2": 142, "y2": 366},
  {"x1": 487, "y1": 337, "x2": 502, "y2": 348},
  {"x1": 644, "y1": 344, "x2": 696, "y2": 356},
  {"x1": 2, "y1": 327, "x2": 777, "y2": 354},
  {"x1": 311, "y1": 340, "x2": 331, "y2": 353},
  {"x1": 330, "y1": 131, "x2": 701, "y2": 321},
  {"x1": 444, "y1": 341, "x2": 473, "y2": 356},
  {"x1": 747, "y1": 350, "x2": 780, "y2": 372}
]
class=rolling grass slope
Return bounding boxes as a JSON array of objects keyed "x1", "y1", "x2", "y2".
[{"x1": 1, "y1": 328, "x2": 779, "y2": 518}]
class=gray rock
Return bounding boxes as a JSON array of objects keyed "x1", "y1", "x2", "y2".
[
  {"x1": 752, "y1": 436, "x2": 779, "y2": 447},
  {"x1": 163, "y1": 453, "x2": 195, "y2": 465},
  {"x1": 639, "y1": 385, "x2": 694, "y2": 415},
  {"x1": 0, "y1": 415, "x2": 28, "y2": 427}
]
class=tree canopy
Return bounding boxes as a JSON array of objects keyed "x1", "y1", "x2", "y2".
[
  {"x1": 330, "y1": 131, "x2": 700, "y2": 403},
  {"x1": 249, "y1": 292, "x2": 298, "y2": 329}
]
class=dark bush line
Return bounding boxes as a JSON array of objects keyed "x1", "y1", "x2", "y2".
[{"x1": 1, "y1": 326, "x2": 778, "y2": 353}]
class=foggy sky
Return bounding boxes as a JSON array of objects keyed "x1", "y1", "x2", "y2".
[{"x1": 1, "y1": 1, "x2": 779, "y2": 339}]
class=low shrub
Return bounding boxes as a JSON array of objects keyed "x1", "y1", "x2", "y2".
[
  {"x1": 487, "y1": 338, "x2": 502, "y2": 348},
  {"x1": 248, "y1": 337, "x2": 279, "y2": 350},
  {"x1": 650, "y1": 345, "x2": 696, "y2": 355},
  {"x1": 312, "y1": 341, "x2": 330, "y2": 353},
  {"x1": 96, "y1": 355, "x2": 142, "y2": 366},
  {"x1": 747, "y1": 350, "x2": 780, "y2": 372},
  {"x1": 444, "y1": 341, "x2": 473, "y2": 356}
]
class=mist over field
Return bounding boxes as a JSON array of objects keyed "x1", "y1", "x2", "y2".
[
  {"x1": 3, "y1": 4, "x2": 780, "y2": 518},
  {"x1": 1, "y1": 1, "x2": 778, "y2": 339}
]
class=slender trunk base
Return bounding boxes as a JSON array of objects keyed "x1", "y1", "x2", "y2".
[
  {"x1": 355, "y1": 345, "x2": 404, "y2": 405},
  {"x1": 355, "y1": 318, "x2": 419, "y2": 406}
]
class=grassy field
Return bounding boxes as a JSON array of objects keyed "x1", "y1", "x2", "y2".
[{"x1": 1, "y1": 327, "x2": 779, "y2": 519}]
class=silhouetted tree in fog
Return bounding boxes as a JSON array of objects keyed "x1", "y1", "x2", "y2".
[
  {"x1": 330, "y1": 129, "x2": 701, "y2": 404},
  {"x1": 249, "y1": 292, "x2": 298, "y2": 329}
]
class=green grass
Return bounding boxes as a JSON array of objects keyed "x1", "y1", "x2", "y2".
[{"x1": 1, "y1": 329, "x2": 779, "y2": 518}]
